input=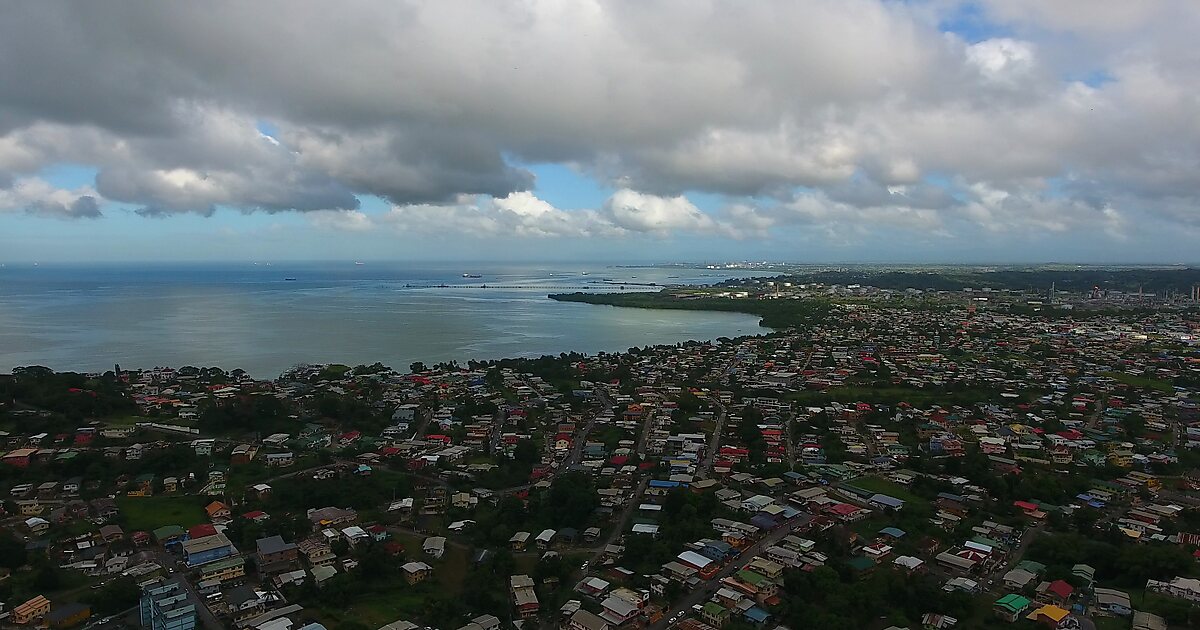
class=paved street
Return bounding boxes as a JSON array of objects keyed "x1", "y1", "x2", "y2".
[{"x1": 649, "y1": 514, "x2": 810, "y2": 630}]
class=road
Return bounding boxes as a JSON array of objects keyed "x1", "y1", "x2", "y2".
[
  {"x1": 567, "y1": 415, "x2": 597, "y2": 469},
  {"x1": 580, "y1": 476, "x2": 650, "y2": 570},
  {"x1": 649, "y1": 514, "x2": 810, "y2": 630},
  {"x1": 409, "y1": 405, "x2": 435, "y2": 441},
  {"x1": 489, "y1": 406, "x2": 506, "y2": 455},
  {"x1": 785, "y1": 411, "x2": 796, "y2": 470},
  {"x1": 697, "y1": 402, "x2": 727, "y2": 479}
]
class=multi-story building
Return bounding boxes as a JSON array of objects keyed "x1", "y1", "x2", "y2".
[
  {"x1": 197, "y1": 556, "x2": 246, "y2": 585},
  {"x1": 139, "y1": 581, "x2": 197, "y2": 630},
  {"x1": 255, "y1": 535, "x2": 299, "y2": 574},
  {"x1": 12, "y1": 595, "x2": 51, "y2": 625}
]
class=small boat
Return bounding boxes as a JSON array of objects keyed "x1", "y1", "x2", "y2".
[
  {"x1": 284, "y1": 277, "x2": 297, "y2": 282},
  {"x1": 462, "y1": 273, "x2": 482, "y2": 278},
  {"x1": 355, "y1": 261, "x2": 365, "y2": 266}
]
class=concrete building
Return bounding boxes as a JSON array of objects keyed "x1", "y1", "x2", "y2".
[{"x1": 139, "y1": 581, "x2": 197, "y2": 630}]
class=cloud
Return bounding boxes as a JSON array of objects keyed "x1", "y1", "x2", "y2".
[
  {"x1": 367, "y1": 189, "x2": 749, "y2": 240},
  {"x1": 379, "y1": 193, "x2": 625, "y2": 240},
  {"x1": 0, "y1": 0, "x2": 1197, "y2": 254},
  {"x1": 309, "y1": 209, "x2": 373, "y2": 232},
  {"x1": 601, "y1": 189, "x2": 733, "y2": 235},
  {"x1": 0, "y1": 177, "x2": 103, "y2": 219}
]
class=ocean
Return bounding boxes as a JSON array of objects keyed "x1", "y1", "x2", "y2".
[{"x1": 0, "y1": 262, "x2": 770, "y2": 378}]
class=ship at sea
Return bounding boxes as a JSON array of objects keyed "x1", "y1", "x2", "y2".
[{"x1": 462, "y1": 273, "x2": 482, "y2": 278}]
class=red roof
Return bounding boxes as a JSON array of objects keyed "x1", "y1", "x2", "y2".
[
  {"x1": 243, "y1": 510, "x2": 267, "y2": 520},
  {"x1": 1013, "y1": 500, "x2": 1039, "y2": 511},
  {"x1": 1047, "y1": 580, "x2": 1074, "y2": 599},
  {"x1": 188, "y1": 524, "x2": 218, "y2": 539},
  {"x1": 610, "y1": 455, "x2": 629, "y2": 466},
  {"x1": 828, "y1": 503, "x2": 860, "y2": 516}
]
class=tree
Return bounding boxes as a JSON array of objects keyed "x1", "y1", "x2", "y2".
[
  {"x1": 513, "y1": 439, "x2": 539, "y2": 465},
  {"x1": 0, "y1": 534, "x2": 27, "y2": 569},
  {"x1": 89, "y1": 577, "x2": 140, "y2": 615},
  {"x1": 33, "y1": 565, "x2": 61, "y2": 590}
]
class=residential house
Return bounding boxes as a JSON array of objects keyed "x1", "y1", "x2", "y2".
[
  {"x1": 993, "y1": 594, "x2": 1032, "y2": 622},
  {"x1": 13, "y1": 595, "x2": 52, "y2": 625},
  {"x1": 205, "y1": 501, "x2": 231, "y2": 523},
  {"x1": 423, "y1": 536, "x2": 447, "y2": 559},
  {"x1": 511, "y1": 574, "x2": 540, "y2": 618},
  {"x1": 401, "y1": 561, "x2": 433, "y2": 584},
  {"x1": 569, "y1": 609, "x2": 611, "y2": 630},
  {"x1": 1093, "y1": 588, "x2": 1132, "y2": 616},
  {"x1": 198, "y1": 556, "x2": 246, "y2": 585},
  {"x1": 256, "y1": 535, "x2": 299, "y2": 574},
  {"x1": 182, "y1": 532, "x2": 236, "y2": 567}
]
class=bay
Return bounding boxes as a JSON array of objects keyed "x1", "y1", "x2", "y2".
[{"x1": 0, "y1": 262, "x2": 770, "y2": 378}]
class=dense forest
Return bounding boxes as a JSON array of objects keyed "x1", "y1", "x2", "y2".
[
  {"x1": 727, "y1": 267, "x2": 1200, "y2": 294},
  {"x1": 549, "y1": 291, "x2": 833, "y2": 329}
]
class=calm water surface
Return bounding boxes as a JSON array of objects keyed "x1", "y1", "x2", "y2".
[{"x1": 0, "y1": 262, "x2": 770, "y2": 377}]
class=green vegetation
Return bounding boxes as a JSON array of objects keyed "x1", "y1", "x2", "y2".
[
  {"x1": 117, "y1": 495, "x2": 207, "y2": 531},
  {"x1": 730, "y1": 266, "x2": 1200, "y2": 295},
  {"x1": 845, "y1": 477, "x2": 925, "y2": 506},
  {"x1": 1102, "y1": 371, "x2": 1175, "y2": 393},
  {"x1": 549, "y1": 290, "x2": 832, "y2": 329}
]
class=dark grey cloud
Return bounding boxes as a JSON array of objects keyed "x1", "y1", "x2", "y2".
[
  {"x1": 27, "y1": 195, "x2": 101, "y2": 219},
  {"x1": 0, "y1": 0, "x2": 1197, "y2": 243}
]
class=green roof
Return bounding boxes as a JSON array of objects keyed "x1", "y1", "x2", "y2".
[
  {"x1": 971, "y1": 536, "x2": 1004, "y2": 550},
  {"x1": 702, "y1": 602, "x2": 727, "y2": 617},
  {"x1": 1016, "y1": 560, "x2": 1046, "y2": 574},
  {"x1": 199, "y1": 555, "x2": 245, "y2": 572},
  {"x1": 737, "y1": 570, "x2": 772, "y2": 586},
  {"x1": 995, "y1": 594, "x2": 1031, "y2": 613}
]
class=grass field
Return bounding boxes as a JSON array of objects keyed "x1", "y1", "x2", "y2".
[
  {"x1": 1102, "y1": 371, "x2": 1175, "y2": 393},
  {"x1": 117, "y1": 495, "x2": 207, "y2": 531},
  {"x1": 845, "y1": 476, "x2": 926, "y2": 506},
  {"x1": 323, "y1": 586, "x2": 430, "y2": 628},
  {"x1": 104, "y1": 415, "x2": 150, "y2": 426}
]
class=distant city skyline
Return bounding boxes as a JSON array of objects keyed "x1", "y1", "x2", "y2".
[{"x1": 2, "y1": 2, "x2": 1200, "y2": 263}]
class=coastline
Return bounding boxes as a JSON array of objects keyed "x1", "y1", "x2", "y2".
[{"x1": 548, "y1": 290, "x2": 830, "y2": 330}]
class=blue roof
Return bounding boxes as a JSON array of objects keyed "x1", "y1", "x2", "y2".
[
  {"x1": 649, "y1": 480, "x2": 681, "y2": 488},
  {"x1": 749, "y1": 513, "x2": 777, "y2": 529},
  {"x1": 743, "y1": 606, "x2": 771, "y2": 623},
  {"x1": 778, "y1": 506, "x2": 803, "y2": 519},
  {"x1": 879, "y1": 526, "x2": 906, "y2": 538},
  {"x1": 870, "y1": 493, "x2": 905, "y2": 508}
]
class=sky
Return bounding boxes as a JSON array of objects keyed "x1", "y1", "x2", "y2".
[{"x1": 2, "y1": 1, "x2": 1200, "y2": 264}]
